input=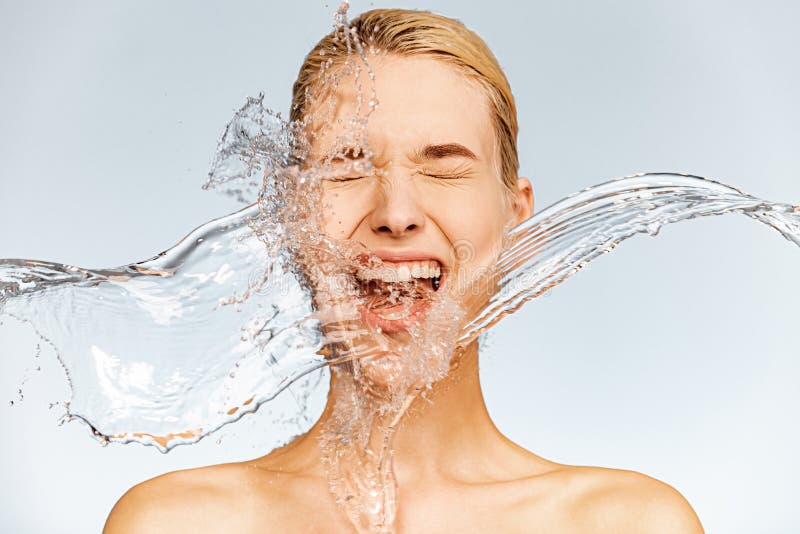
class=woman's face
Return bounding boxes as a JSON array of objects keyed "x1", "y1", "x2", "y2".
[{"x1": 305, "y1": 54, "x2": 532, "y2": 368}]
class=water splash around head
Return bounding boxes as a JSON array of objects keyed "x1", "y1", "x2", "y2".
[{"x1": 2, "y1": 3, "x2": 800, "y2": 533}]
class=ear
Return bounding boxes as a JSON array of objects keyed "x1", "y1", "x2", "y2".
[{"x1": 512, "y1": 177, "x2": 534, "y2": 226}]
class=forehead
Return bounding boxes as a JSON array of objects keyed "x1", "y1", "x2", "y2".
[{"x1": 311, "y1": 54, "x2": 495, "y2": 162}]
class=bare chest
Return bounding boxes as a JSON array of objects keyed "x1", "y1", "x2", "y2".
[
  {"x1": 392, "y1": 485, "x2": 576, "y2": 534},
  {"x1": 197, "y1": 469, "x2": 585, "y2": 533}
]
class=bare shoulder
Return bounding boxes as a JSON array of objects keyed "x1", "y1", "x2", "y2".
[
  {"x1": 554, "y1": 465, "x2": 705, "y2": 533},
  {"x1": 102, "y1": 462, "x2": 276, "y2": 534}
]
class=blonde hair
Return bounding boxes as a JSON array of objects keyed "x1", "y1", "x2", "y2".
[{"x1": 290, "y1": 8, "x2": 519, "y2": 193}]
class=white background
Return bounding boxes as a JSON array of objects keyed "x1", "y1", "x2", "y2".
[{"x1": 1, "y1": 1, "x2": 799, "y2": 532}]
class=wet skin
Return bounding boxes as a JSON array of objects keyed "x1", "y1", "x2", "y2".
[{"x1": 104, "y1": 55, "x2": 703, "y2": 533}]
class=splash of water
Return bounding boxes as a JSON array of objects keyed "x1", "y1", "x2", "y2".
[
  {"x1": 3, "y1": 168, "x2": 797, "y2": 530},
  {"x1": 3, "y1": 4, "x2": 800, "y2": 532},
  {"x1": 459, "y1": 172, "x2": 800, "y2": 345},
  {"x1": 6, "y1": 167, "x2": 796, "y2": 444},
  {"x1": 0, "y1": 201, "x2": 325, "y2": 449}
]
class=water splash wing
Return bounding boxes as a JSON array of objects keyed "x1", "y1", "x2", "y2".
[
  {"x1": 460, "y1": 172, "x2": 800, "y2": 344},
  {"x1": 1, "y1": 204, "x2": 323, "y2": 451}
]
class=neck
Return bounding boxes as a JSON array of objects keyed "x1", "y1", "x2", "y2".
[
  {"x1": 294, "y1": 340, "x2": 511, "y2": 484},
  {"x1": 389, "y1": 342, "x2": 502, "y2": 482}
]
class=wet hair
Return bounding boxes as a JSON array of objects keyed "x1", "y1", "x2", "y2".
[{"x1": 290, "y1": 8, "x2": 519, "y2": 195}]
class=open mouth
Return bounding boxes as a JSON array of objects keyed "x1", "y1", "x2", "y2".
[{"x1": 354, "y1": 258, "x2": 445, "y2": 333}]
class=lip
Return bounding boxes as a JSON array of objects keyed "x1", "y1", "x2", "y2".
[
  {"x1": 358, "y1": 298, "x2": 433, "y2": 334},
  {"x1": 355, "y1": 249, "x2": 449, "y2": 333}
]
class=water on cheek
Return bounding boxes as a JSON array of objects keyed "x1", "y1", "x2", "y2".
[{"x1": 321, "y1": 194, "x2": 344, "y2": 238}]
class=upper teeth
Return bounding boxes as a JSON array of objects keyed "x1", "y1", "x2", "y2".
[{"x1": 356, "y1": 260, "x2": 441, "y2": 283}]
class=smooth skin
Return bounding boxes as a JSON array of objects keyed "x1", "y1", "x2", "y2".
[{"x1": 105, "y1": 55, "x2": 704, "y2": 533}]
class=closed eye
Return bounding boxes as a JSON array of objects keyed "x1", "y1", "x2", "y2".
[
  {"x1": 325, "y1": 175, "x2": 367, "y2": 182},
  {"x1": 420, "y1": 170, "x2": 471, "y2": 180},
  {"x1": 418, "y1": 160, "x2": 473, "y2": 180},
  {"x1": 323, "y1": 166, "x2": 373, "y2": 182}
]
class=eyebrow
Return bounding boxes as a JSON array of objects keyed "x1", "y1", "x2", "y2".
[
  {"x1": 327, "y1": 145, "x2": 365, "y2": 162},
  {"x1": 415, "y1": 143, "x2": 477, "y2": 161}
]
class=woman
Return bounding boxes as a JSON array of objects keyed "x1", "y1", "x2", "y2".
[{"x1": 104, "y1": 8, "x2": 704, "y2": 533}]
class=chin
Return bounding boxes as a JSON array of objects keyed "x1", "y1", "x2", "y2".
[
  {"x1": 352, "y1": 309, "x2": 463, "y2": 399},
  {"x1": 357, "y1": 351, "x2": 412, "y2": 394}
]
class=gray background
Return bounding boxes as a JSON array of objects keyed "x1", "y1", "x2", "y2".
[{"x1": 1, "y1": 1, "x2": 799, "y2": 532}]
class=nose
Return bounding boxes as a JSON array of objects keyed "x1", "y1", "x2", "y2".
[{"x1": 369, "y1": 173, "x2": 425, "y2": 237}]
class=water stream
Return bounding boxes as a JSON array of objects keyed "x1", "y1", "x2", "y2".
[{"x1": 3, "y1": 169, "x2": 797, "y2": 452}]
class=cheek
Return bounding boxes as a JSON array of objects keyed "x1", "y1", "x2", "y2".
[
  {"x1": 426, "y1": 184, "x2": 509, "y2": 266},
  {"x1": 320, "y1": 185, "x2": 374, "y2": 239},
  {"x1": 449, "y1": 218, "x2": 506, "y2": 270}
]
